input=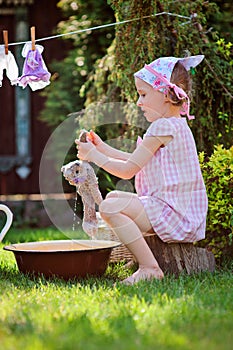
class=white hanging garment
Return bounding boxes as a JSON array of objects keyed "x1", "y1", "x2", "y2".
[{"x1": 0, "y1": 45, "x2": 19, "y2": 87}]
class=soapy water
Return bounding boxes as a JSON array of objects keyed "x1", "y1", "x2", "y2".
[{"x1": 72, "y1": 190, "x2": 80, "y2": 232}]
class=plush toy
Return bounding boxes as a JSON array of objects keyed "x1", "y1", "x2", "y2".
[{"x1": 61, "y1": 131, "x2": 103, "y2": 237}]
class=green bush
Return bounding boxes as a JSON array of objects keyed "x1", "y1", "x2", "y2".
[{"x1": 199, "y1": 145, "x2": 233, "y2": 262}]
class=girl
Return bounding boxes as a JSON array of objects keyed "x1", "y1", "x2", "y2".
[{"x1": 76, "y1": 55, "x2": 208, "y2": 285}]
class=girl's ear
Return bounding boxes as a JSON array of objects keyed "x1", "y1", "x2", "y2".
[{"x1": 164, "y1": 93, "x2": 170, "y2": 103}]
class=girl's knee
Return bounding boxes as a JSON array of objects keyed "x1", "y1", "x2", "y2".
[
  {"x1": 105, "y1": 190, "x2": 120, "y2": 199},
  {"x1": 100, "y1": 192, "x2": 122, "y2": 220},
  {"x1": 99, "y1": 197, "x2": 119, "y2": 220}
]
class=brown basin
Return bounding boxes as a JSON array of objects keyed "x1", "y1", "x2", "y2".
[{"x1": 4, "y1": 240, "x2": 121, "y2": 280}]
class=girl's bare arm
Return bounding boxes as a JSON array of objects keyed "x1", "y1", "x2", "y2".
[
  {"x1": 76, "y1": 135, "x2": 171, "y2": 179},
  {"x1": 89, "y1": 130, "x2": 131, "y2": 160}
]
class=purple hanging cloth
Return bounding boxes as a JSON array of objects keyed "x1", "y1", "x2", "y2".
[{"x1": 18, "y1": 43, "x2": 51, "y2": 91}]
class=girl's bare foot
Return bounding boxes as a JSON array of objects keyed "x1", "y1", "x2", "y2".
[{"x1": 121, "y1": 266, "x2": 164, "y2": 285}]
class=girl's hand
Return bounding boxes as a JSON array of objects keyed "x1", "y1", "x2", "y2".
[
  {"x1": 75, "y1": 139, "x2": 96, "y2": 162},
  {"x1": 87, "y1": 130, "x2": 103, "y2": 149}
]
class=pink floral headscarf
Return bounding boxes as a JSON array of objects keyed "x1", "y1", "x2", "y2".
[{"x1": 134, "y1": 55, "x2": 204, "y2": 119}]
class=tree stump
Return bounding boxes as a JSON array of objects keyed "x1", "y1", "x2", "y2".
[{"x1": 144, "y1": 234, "x2": 216, "y2": 276}]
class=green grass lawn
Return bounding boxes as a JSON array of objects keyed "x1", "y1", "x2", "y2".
[{"x1": 0, "y1": 228, "x2": 232, "y2": 350}]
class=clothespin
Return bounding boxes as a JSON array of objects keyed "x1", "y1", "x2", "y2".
[
  {"x1": 3, "y1": 30, "x2": 8, "y2": 55},
  {"x1": 30, "y1": 26, "x2": 36, "y2": 51}
]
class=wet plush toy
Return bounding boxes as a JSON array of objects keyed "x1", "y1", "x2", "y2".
[{"x1": 61, "y1": 131, "x2": 103, "y2": 237}]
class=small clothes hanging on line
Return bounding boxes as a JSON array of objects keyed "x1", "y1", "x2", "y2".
[
  {"x1": 18, "y1": 43, "x2": 51, "y2": 91},
  {"x1": 0, "y1": 46, "x2": 19, "y2": 87}
]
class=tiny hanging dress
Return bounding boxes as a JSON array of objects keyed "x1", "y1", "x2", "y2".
[
  {"x1": 0, "y1": 46, "x2": 19, "y2": 87},
  {"x1": 18, "y1": 43, "x2": 51, "y2": 91}
]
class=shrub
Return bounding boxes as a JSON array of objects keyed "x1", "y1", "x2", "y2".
[{"x1": 199, "y1": 145, "x2": 233, "y2": 262}]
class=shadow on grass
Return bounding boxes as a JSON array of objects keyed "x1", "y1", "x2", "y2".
[{"x1": 0, "y1": 252, "x2": 226, "y2": 302}]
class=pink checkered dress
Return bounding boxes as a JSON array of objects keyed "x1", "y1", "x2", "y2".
[{"x1": 135, "y1": 117, "x2": 208, "y2": 243}]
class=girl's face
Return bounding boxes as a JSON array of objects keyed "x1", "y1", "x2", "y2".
[{"x1": 135, "y1": 77, "x2": 179, "y2": 121}]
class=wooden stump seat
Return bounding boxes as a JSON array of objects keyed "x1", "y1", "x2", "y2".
[{"x1": 144, "y1": 234, "x2": 215, "y2": 276}]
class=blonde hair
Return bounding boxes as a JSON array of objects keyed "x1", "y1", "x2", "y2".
[{"x1": 166, "y1": 62, "x2": 192, "y2": 106}]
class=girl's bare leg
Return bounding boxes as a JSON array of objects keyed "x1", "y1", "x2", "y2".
[{"x1": 99, "y1": 191, "x2": 164, "y2": 284}]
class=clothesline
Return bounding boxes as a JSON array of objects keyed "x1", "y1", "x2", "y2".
[
  {"x1": 0, "y1": 11, "x2": 195, "y2": 92},
  {"x1": 2, "y1": 10, "x2": 231, "y2": 99},
  {"x1": 6, "y1": 11, "x2": 193, "y2": 47}
]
